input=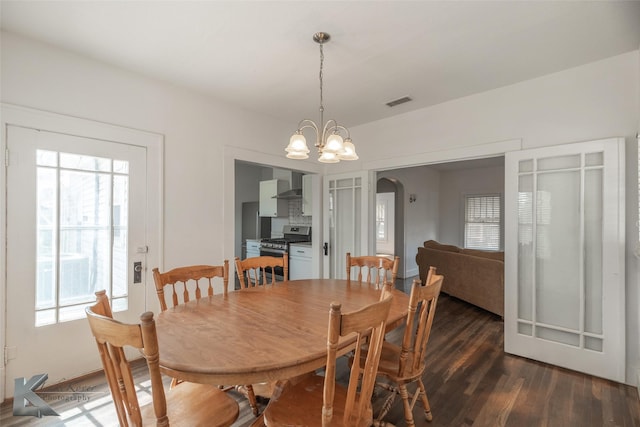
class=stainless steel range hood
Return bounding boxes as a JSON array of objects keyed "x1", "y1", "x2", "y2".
[
  {"x1": 272, "y1": 169, "x2": 303, "y2": 199},
  {"x1": 273, "y1": 187, "x2": 302, "y2": 199}
]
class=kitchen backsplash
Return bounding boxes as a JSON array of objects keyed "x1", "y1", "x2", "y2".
[
  {"x1": 288, "y1": 198, "x2": 312, "y2": 226},
  {"x1": 271, "y1": 198, "x2": 311, "y2": 238}
]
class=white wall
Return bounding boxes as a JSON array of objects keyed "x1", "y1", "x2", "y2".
[
  {"x1": 377, "y1": 166, "x2": 440, "y2": 278},
  {"x1": 355, "y1": 51, "x2": 640, "y2": 386},
  {"x1": 438, "y1": 165, "x2": 505, "y2": 248},
  {"x1": 1, "y1": 31, "x2": 291, "y2": 270}
]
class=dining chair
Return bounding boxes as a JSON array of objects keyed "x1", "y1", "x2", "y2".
[
  {"x1": 152, "y1": 261, "x2": 229, "y2": 389},
  {"x1": 262, "y1": 290, "x2": 394, "y2": 426},
  {"x1": 346, "y1": 252, "x2": 399, "y2": 288},
  {"x1": 85, "y1": 290, "x2": 239, "y2": 427},
  {"x1": 371, "y1": 266, "x2": 443, "y2": 426},
  {"x1": 152, "y1": 261, "x2": 230, "y2": 311},
  {"x1": 234, "y1": 255, "x2": 288, "y2": 288}
]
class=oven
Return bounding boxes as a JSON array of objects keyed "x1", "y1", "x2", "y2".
[
  {"x1": 260, "y1": 225, "x2": 311, "y2": 280},
  {"x1": 259, "y1": 245, "x2": 287, "y2": 280}
]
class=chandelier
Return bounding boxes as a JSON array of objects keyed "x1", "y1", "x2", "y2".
[{"x1": 285, "y1": 32, "x2": 358, "y2": 163}]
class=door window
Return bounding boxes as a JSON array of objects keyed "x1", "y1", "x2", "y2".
[{"x1": 35, "y1": 150, "x2": 130, "y2": 326}]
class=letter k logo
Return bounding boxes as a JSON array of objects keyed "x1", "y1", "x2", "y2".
[{"x1": 13, "y1": 374, "x2": 59, "y2": 417}]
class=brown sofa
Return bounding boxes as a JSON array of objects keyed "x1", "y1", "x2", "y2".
[{"x1": 416, "y1": 240, "x2": 504, "y2": 316}]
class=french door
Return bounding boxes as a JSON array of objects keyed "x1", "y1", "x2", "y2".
[
  {"x1": 4, "y1": 121, "x2": 156, "y2": 397},
  {"x1": 504, "y1": 138, "x2": 625, "y2": 382},
  {"x1": 323, "y1": 171, "x2": 373, "y2": 278}
]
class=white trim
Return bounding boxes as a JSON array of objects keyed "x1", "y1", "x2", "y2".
[{"x1": 365, "y1": 138, "x2": 522, "y2": 171}]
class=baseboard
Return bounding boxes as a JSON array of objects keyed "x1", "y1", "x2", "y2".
[
  {"x1": 404, "y1": 267, "x2": 419, "y2": 279},
  {"x1": 637, "y1": 369, "x2": 640, "y2": 400}
]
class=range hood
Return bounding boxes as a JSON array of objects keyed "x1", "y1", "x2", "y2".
[
  {"x1": 272, "y1": 169, "x2": 303, "y2": 199},
  {"x1": 273, "y1": 187, "x2": 302, "y2": 199}
]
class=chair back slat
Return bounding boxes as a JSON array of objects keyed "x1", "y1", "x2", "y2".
[
  {"x1": 235, "y1": 255, "x2": 288, "y2": 289},
  {"x1": 153, "y1": 262, "x2": 229, "y2": 311},
  {"x1": 398, "y1": 267, "x2": 443, "y2": 378},
  {"x1": 346, "y1": 252, "x2": 399, "y2": 288}
]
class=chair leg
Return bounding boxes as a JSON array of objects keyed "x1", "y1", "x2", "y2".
[
  {"x1": 374, "y1": 382, "x2": 398, "y2": 423},
  {"x1": 416, "y1": 378, "x2": 433, "y2": 421},
  {"x1": 235, "y1": 384, "x2": 260, "y2": 416},
  {"x1": 398, "y1": 383, "x2": 416, "y2": 427}
]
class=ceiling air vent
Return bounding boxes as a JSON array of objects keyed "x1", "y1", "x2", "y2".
[{"x1": 385, "y1": 96, "x2": 413, "y2": 107}]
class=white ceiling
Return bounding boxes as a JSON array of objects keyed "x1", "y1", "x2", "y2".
[{"x1": 2, "y1": 1, "x2": 640, "y2": 128}]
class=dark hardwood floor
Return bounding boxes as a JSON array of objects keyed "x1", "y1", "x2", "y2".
[{"x1": 2, "y1": 277, "x2": 639, "y2": 426}]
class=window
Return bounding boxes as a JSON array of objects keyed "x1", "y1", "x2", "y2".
[
  {"x1": 376, "y1": 198, "x2": 387, "y2": 241},
  {"x1": 464, "y1": 194, "x2": 501, "y2": 251},
  {"x1": 36, "y1": 150, "x2": 130, "y2": 326}
]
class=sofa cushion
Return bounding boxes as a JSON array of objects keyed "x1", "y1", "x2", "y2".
[
  {"x1": 460, "y1": 248, "x2": 504, "y2": 261},
  {"x1": 423, "y1": 240, "x2": 460, "y2": 253}
]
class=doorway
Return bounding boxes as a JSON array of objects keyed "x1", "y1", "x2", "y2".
[{"x1": 376, "y1": 177, "x2": 404, "y2": 277}]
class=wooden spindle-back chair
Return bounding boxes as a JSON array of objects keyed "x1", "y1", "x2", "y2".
[
  {"x1": 263, "y1": 290, "x2": 394, "y2": 426},
  {"x1": 373, "y1": 266, "x2": 443, "y2": 425},
  {"x1": 235, "y1": 255, "x2": 288, "y2": 288},
  {"x1": 346, "y1": 252, "x2": 399, "y2": 288},
  {"x1": 85, "y1": 290, "x2": 239, "y2": 427}
]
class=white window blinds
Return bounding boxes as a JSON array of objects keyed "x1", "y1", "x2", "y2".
[{"x1": 464, "y1": 194, "x2": 501, "y2": 251}]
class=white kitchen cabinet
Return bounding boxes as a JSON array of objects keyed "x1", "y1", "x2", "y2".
[
  {"x1": 289, "y1": 243, "x2": 313, "y2": 280},
  {"x1": 260, "y1": 179, "x2": 288, "y2": 217},
  {"x1": 301, "y1": 174, "x2": 312, "y2": 216}
]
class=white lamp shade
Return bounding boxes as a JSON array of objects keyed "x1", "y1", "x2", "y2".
[
  {"x1": 318, "y1": 151, "x2": 339, "y2": 163},
  {"x1": 286, "y1": 151, "x2": 309, "y2": 159},
  {"x1": 323, "y1": 133, "x2": 344, "y2": 154},
  {"x1": 338, "y1": 139, "x2": 358, "y2": 160},
  {"x1": 286, "y1": 133, "x2": 310, "y2": 154}
]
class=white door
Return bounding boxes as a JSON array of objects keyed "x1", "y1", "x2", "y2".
[
  {"x1": 323, "y1": 171, "x2": 373, "y2": 278},
  {"x1": 4, "y1": 126, "x2": 149, "y2": 397},
  {"x1": 376, "y1": 192, "x2": 395, "y2": 256},
  {"x1": 504, "y1": 138, "x2": 625, "y2": 382}
]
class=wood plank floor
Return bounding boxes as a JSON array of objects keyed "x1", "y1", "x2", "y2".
[{"x1": 2, "y1": 278, "x2": 639, "y2": 426}]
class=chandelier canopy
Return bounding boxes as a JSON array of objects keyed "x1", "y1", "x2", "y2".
[{"x1": 285, "y1": 32, "x2": 358, "y2": 163}]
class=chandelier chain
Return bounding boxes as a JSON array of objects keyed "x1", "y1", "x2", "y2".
[{"x1": 319, "y1": 42, "x2": 324, "y2": 122}]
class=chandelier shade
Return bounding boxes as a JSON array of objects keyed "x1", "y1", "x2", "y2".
[{"x1": 285, "y1": 32, "x2": 358, "y2": 163}]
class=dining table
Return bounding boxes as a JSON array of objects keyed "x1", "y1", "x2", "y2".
[{"x1": 154, "y1": 278, "x2": 409, "y2": 387}]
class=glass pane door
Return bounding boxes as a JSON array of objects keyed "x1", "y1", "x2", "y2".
[{"x1": 505, "y1": 138, "x2": 625, "y2": 382}]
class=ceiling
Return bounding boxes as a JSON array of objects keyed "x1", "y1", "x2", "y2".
[{"x1": 2, "y1": 1, "x2": 640, "y2": 129}]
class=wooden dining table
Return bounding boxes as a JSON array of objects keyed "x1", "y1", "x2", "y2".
[{"x1": 154, "y1": 278, "x2": 409, "y2": 386}]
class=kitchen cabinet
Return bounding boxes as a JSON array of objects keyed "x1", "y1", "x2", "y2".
[
  {"x1": 289, "y1": 243, "x2": 313, "y2": 280},
  {"x1": 301, "y1": 174, "x2": 312, "y2": 216},
  {"x1": 260, "y1": 179, "x2": 288, "y2": 217}
]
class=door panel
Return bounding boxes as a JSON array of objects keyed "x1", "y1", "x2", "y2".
[
  {"x1": 5, "y1": 126, "x2": 147, "y2": 396},
  {"x1": 504, "y1": 138, "x2": 625, "y2": 382},
  {"x1": 323, "y1": 171, "x2": 372, "y2": 278}
]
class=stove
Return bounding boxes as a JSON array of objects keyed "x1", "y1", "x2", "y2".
[
  {"x1": 259, "y1": 226, "x2": 311, "y2": 280},
  {"x1": 260, "y1": 225, "x2": 311, "y2": 254}
]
